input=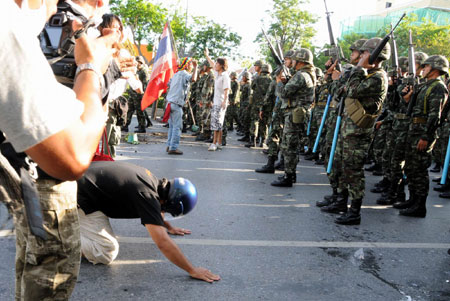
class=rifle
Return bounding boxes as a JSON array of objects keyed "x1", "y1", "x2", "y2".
[
  {"x1": 261, "y1": 28, "x2": 291, "y2": 80},
  {"x1": 326, "y1": 13, "x2": 405, "y2": 173},
  {"x1": 324, "y1": 0, "x2": 344, "y2": 72},
  {"x1": 405, "y1": 29, "x2": 419, "y2": 116},
  {"x1": 313, "y1": 94, "x2": 332, "y2": 153},
  {"x1": 389, "y1": 24, "x2": 403, "y2": 109}
]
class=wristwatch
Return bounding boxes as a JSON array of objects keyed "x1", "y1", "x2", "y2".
[{"x1": 75, "y1": 63, "x2": 105, "y2": 88}]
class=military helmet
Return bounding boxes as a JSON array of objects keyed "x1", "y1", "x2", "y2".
[
  {"x1": 292, "y1": 48, "x2": 313, "y2": 65},
  {"x1": 398, "y1": 56, "x2": 408, "y2": 73},
  {"x1": 315, "y1": 67, "x2": 324, "y2": 78},
  {"x1": 415, "y1": 52, "x2": 429, "y2": 66},
  {"x1": 243, "y1": 71, "x2": 251, "y2": 79},
  {"x1": 254, "y1": 60, "x2": 263, "y2": 67},
  {"x1": 359, "y1": 37, "x2": 390, "y2": 61},
  {"x1": 230, "y1": 71, "x2": 237, "y2": 78},
  {"x1": 349, "y1": 39, "x2": 368, "y2": 52},
  {"x1": 261, "y1": 64, "x2": 272, "y2": 74},
  {"x1": 423, "y1": 55, "x2": 449, "y2": 74},
  {"x1": 284, "y1": 50, "x2": 295, "y2": 59},
  {"x1": 200, "y1": 60, "x2": 210, "y2": 68}
]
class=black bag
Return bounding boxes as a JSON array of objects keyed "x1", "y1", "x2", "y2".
[{"x1": 114, "y1": 95, "x2": 129, "y2": 126}]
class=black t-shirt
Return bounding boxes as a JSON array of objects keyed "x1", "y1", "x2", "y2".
[{"x1": 77, "y1": 161, "x2": 165, "y2": 226}]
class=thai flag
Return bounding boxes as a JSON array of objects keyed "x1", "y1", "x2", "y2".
[{"x1": 141, "y1": 21, "x2": 178, "y2": 110}]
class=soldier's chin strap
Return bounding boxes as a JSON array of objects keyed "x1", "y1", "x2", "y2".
[{"x1": 0, "y1": 136, "x2": 47, "y2": 240}]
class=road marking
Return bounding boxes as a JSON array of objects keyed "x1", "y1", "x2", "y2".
[
  {"x1": 227, "y1": 203, "x2": 393, "y2": 210},
  {"x1": 0, "y1": 230, "x2": 14, "y2": 237},
  {"x1": 117, "y1": 237, "x2": 450, "y2": 249},
  {"x1": 110, "y1": 259, "x2": 164, "y2": 265}
]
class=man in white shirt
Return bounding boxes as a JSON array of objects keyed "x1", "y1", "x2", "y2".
[
  {"x1": 0, "y1": 0, "x2": 119, "y2": 299},
  {"x1": 204, "y1": 49, "x2": 231, "y2": 151}
]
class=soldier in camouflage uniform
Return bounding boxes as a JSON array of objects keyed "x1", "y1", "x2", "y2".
[
  {"x1": 193, "y1": 62, "x2": 208, "y2": 137},
  {"x1": 316, "y1": 39, "x2": 366, "y2": 207},
  {"x1": 271, "y1": 48, "x2": 316, "y2": 187},
  {"x1": 305, "y1": 67, "x2": 326, "y2": 162},
  {"x1": 399, "y1": 55, "x2": 449, "y2": 217},
  {"x1": 246, "y1": 61, "x2": 271, "y2": 147},
  {"x1": 125, "y1": 69, "x2": 146, "y2": 133},
  {"x1": 137, "y1": 57, "x2": 152, "y2": 128},
  {"x1": 321, "y1": 38, "x2": 390, "y2": 225},
  {"x1": 237, "y1": 72, "x2": 252, "y2": 142},
  {"x1": 389, "y1": 53, "x2": 427, "y2": 207},
  {"x1": 196, "y1": 62, "x2": 215, "y2": 141},
  {"x1": 225, "y1": 72, "x2": 240, "y2": 131}
]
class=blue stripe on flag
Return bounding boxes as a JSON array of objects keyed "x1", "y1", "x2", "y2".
[{"x1": 154, "y1": 36, "x2": 172, "y2": 62}]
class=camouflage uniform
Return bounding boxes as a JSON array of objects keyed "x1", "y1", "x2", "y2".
[
  {"x1": 200, "y1": 70, "x2": 215, "y2": 139},
  {"x1": 225, "y1": 78, "x2": 240, "y2": 130},
  {"x1": 239, "y1": 81, "x2": 252, "y2": 137},
  {"x1": 0, "y1": 155, "x2": 80, "y2": 301},
  {"x1": 308, "y1": 79, "x2": 329, "y2": 156},
  {"x1": 137, "y1": 66, "x2": 150, "y2": 122},
  {"x1": 264, "y1": 78, "x2": 281, "y2": 157},
  {"x1": 403, "y1": 77, "x2": 448, "y2": 211},
  {"x1": 125, "y1": 83, "x2": 146, "y2": 130},
  {"x1": 194, "y1": 73, "x2": 207, "y2": 129},
  {"x1": 273, "y1": 56, "x2": 316, "y2": 185},
  {"x1": 249, "y1": 72, "x2": 272, "y2": 144}
]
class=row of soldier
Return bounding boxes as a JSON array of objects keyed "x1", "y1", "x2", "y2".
[{"x1": 180, "y1": 36, "x2": 448, "y2": 226}]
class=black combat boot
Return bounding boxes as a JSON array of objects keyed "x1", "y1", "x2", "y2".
[
  {"x1": 432, "y1": 177, "x2": 442, "y2": 183},
  {"x1": 315, "y1": 156, "x2": 325, "y2": 165},
  {"x1": 399, "y1": 195, "x2": 427, "y2": 218},
  {"x1": 376, "y1": 191, "x2": 391, "y2": 205},
  {"x1": 271, "y1": 173, "x2": 295, "y2": 187},
  {"x1": 370, "y1": 178, "x2": 390, "y2": 193},
  {"x1": 245, "y1": 136, "x2": 256, "y2": 148},
  {"x1": 274, "y1": 155, "x2": 285, "y2": 171},
  {"x1": 378, "y1": 181, "x2": 399, "y2": 205},
  {"x1": 316, "y1": 188, "x2": 339, "y2": 207},
  {"x1": 430, "y1": 162, "x2": 441, "y2": 173},
  {"x1": 135, "y1": 127, "x2": 146, "y2": 133},
  {"x1": 433, "y1": 182, "x2": 450, "y2": 192},
  {"x1": 277, "y1": 173, "x2": 296, "y2": 183},
  {"x1": 393, "y1": 190, "x2": 415, "y2": 209},
  {"x1": 374, "y1": 177, "x2": 389, "y2": 188},
  {"x1": 238, "y1": 134, "x2": 250, "y2": 142},
  {"x1": 305, "y1": 152, "x2": 319, "y2": 161},
  {"x1": 335, "y1": 199, "x2": 362, "y2": 225},
  {"x1": 255, "y1": 156, "x2": 276, "y2": 173},
  {"x1": 222, "y1": 136, "x2": 227, "y2": 146},
  {"x1": 321, "y1": 190, "x2": 348, "y2": 214},
  {"x1": 303, "y1": 148, "x2": 312, "y2": 157},
  {"x1": 146, "y1": 116, "x2": 153, "y2": 127}
]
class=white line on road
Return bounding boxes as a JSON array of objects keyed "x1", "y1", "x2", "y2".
[
  {"x1": 110, "y1": 259, "x2": 164, "y2": 265},
  {"x1": 227, "y1": 203, "x2": 393, "y2": 210},
  {"x1": 117, "y1": 237, "x2": 450, "y2": 249}
]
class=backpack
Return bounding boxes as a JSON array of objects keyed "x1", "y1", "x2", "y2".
[{"x1": 113, "y1": 95, "x2": 129, "y2": 126}]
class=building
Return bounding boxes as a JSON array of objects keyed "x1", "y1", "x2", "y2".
[{"x1": 339, "y1": 0, "x2": 450, "y2": 38}]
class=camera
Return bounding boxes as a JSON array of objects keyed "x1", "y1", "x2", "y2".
[{"x1": 39, "y1": 1, "x2": 90, "y2": 87}]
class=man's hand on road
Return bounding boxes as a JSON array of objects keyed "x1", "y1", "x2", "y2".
[
  {"x1": 168, "y1": 227, "x2": 191, "y2": 236},
  {"x1": 189, "y1": 267, "x2": 221, "y2": 283}
]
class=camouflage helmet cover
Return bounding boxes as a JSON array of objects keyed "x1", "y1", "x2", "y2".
[
  {"x1": 284, "y1": 50, "x2": 295, "y2": 59},
  {"x1": 254, "y1": 60, "x2": 263, "y2": 67},
  {"x1": 398, "y1": 56, "x2": 408, "y2": 73},
  {"x1": 242, "y1": 71, "x2": 251, "y2": 79},
  {"x1": 230, "y1": 71, "x2": 237, "y2": 78},
  {"x1": 349, "y1": 39, "x2": 368, "y2": 52},
  {"x1": 201, "y1": 60, "x2": 210, "y2": 68},
  {"x1": 415, "y1": 52, "x2": 429, "y2": 66},
  {"x1": 292, "y1": 48, "x2": 313, "y2": 65},
  {"x1": 359, "y1": 37, "x2": 391, "y2": 61},
  {"x1": 261, "y1": 63, "x2": 272, "y2": 74},
  {"x1": 423, "y1": 55, "x2": 449, "y2": 74},
  {"x1": 315, "y1": 67, "x2": 324, "y2": 78}
]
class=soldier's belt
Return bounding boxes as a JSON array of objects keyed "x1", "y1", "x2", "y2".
[
  {"x1": 412, "y1": 117, "x2": 427, "y2": 124},
  {"x1": 394, "y1": 113, "x2": 409, "y2": 120},
  {"x1": 344, "y1": 98, "x2": 378, "y2": 129}
]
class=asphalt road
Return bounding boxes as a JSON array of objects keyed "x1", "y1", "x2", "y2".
[{"x1": 1, "y1": 119, "x2": 450, "y2": 301}]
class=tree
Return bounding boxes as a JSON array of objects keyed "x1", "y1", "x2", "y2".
[
  {"x1": 187, "y1": 17, "x2": 241, "y2": 60},
  {"x1": 382, "y1": 14, "x2": 450, "y2": 60},
  {"x1": 256, "y1": 0, "x2": 318, "y2": 66}
]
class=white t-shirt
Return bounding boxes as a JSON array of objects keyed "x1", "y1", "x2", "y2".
[
  {"x1": 0, "y1": 1, "x2": 84, "y2": 152},
  {"x1": 213, "y1": 70, "x2": 231, "y2": 107}
]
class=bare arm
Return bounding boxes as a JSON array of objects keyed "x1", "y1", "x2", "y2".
[
  {"x1": 191, "y1": 60, "x2": 198, "y2": 82},
  {"x1": 25, "y1": 30, "x2": 120, "y2": 181},
  {"x1": 146, "y1": 224, "x2": 220, "y2": 283},
  {"x1": 204, "y1": 48, "x2": 214, "y2": 69}
]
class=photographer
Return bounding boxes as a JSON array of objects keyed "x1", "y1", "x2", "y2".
[
  {"x1": 77, "y1": 161, "x2": 221, "y2": 283},
  {"x1": 0, "y1": 0, "x2": 119, "y2": 299}
]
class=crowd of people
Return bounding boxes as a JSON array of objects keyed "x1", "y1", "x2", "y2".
[{"x1": 1, "y1": 0, "x2": 450, "y2": 299}]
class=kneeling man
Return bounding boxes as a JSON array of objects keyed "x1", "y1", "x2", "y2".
[{"x1": 77, "y1": 161, "x2": 220, "y2": 283}]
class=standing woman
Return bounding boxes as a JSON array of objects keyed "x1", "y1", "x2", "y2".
[{"x1": 204, "y1": 48, "x2": 231, "y2": 151}]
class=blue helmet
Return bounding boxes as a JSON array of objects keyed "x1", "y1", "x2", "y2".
[{"x1": 164, "y1": 178, "x2": 198, "y2": 217}]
